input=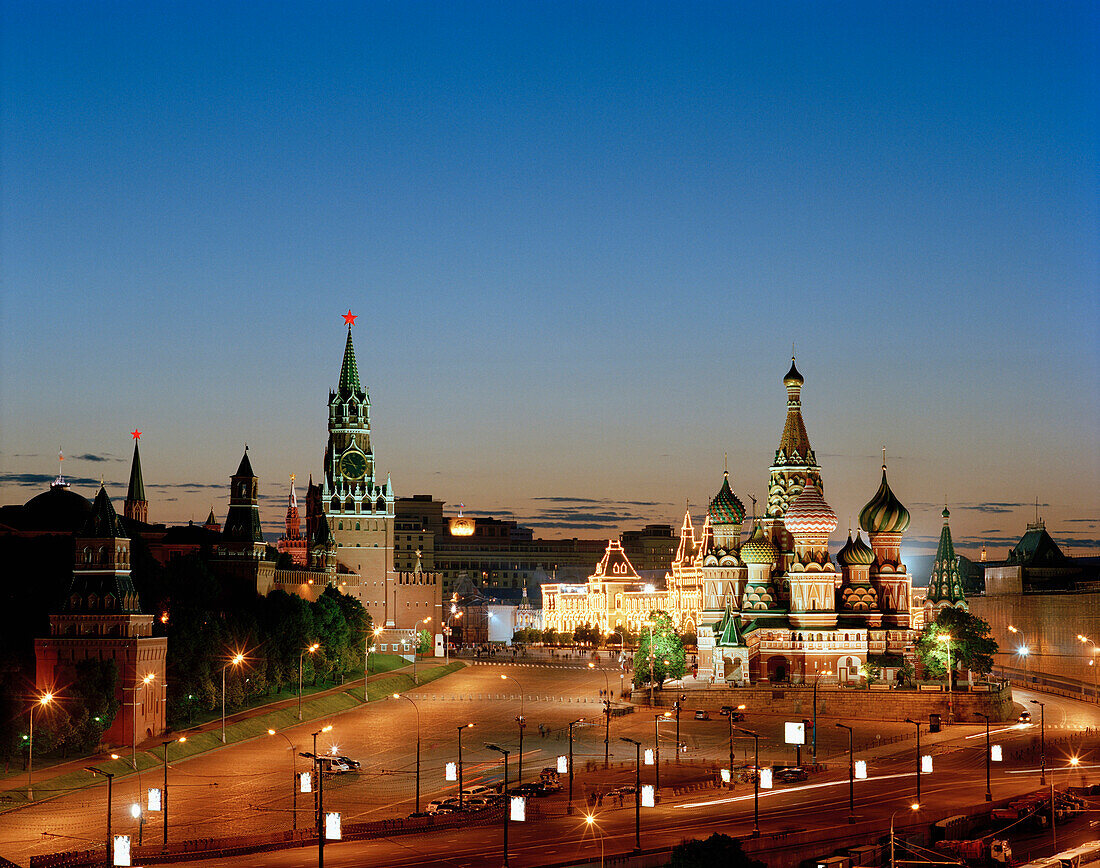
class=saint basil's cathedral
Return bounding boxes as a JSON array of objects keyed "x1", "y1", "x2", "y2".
[{"x1": 544, "y1": 358, "x2": 966, "y2": 685}]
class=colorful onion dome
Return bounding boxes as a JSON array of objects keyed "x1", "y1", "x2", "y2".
[
  {"x1": 740, "y1": 523, "x2": 778, "y2": 565},
  {"x1": 783, "y1": 356, "x2": 804, "y2": 386},
  {"x1": 783, "y1": 483, "x2": 838, "y2": 539},
  {"x1": 858, "y1": 465, "x2": 911, "y2": 535},
  {"x1": 837, "y1": 530, "x2": 875, "y2": 566},
  {"x1": 708, "y1": 472, "x2": 745, "y2": 526}
]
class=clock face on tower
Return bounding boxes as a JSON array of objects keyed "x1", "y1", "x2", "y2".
[{"x1": 340, "y1": 451, "x2": 367, "y2": 481}]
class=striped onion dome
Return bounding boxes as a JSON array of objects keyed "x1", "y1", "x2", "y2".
[
  {"x1": 837, "y1": 530, "x2": 875, "y2": 566},
  {"x1": 708, "y1": 472, "x2": 745, "y2": 526},
  {"x1": 783, "y1": 483, "x2": 838, "y2": 539},
  {"x1": 858, "y1": 466, "x2": 911, "y2": 535},
  {"x1": 740, "y1": 523, "x2": 778, "y2": 565}
]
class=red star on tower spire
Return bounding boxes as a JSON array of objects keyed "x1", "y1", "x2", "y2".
[
  {"x1": 131, "y1": 429, "x2": 142, "y2": 440},
  {"x1": 342, "y1": 310, "x2": 357, "y2": 326}
]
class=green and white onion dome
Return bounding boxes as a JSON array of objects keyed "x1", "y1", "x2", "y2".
[
  {"x1": 740, "y1": 524, "x2": 778, "y2": 565},
  {"x1": 837, "y1": 531, "x2": 875, "y2": 566},
  {"x1": 708, "y1": 472, "x2": 746, "y2": 526},
  {"x1": 858, "y1": 467, "x2": 911, "y2": 535}
]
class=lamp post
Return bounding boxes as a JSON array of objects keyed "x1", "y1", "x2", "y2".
[
  {"x1": 726, "y1": 711, "x2": 736, "y2": 789},
  {"x1": 904, "y1": 718, "x2": 921, "y2": 803},
  {"x1": 583, "y1": 813, "x2": 605, "y2": 868},
  {"x1": 646, "y1": 620, "x2": 656, "y2": 705},
  {"x1": 222, "y1": 652, "x2": 245, "y2": 742},
  {"x1": 835, "y1": 723, "x2": 854, "y2": 822},
  {"x1": 1031, "y1": 699, "x2": 1046, "y2": 785},
  {"x1": 486, "y1": 744, "x2": 510, "y2": 866},
  {"x1": 975, "y1": 713, "x2": 992, "y2": 802},
  {"x1": 445, "y1": 604, "x2": 460, "y2": 663},
  {"x1": 84, "y1": 766, "x2": 113, "y2": 864},
  {"x1": 268, "y1": 729, "x2": 298, "y2": 830},
  {"x1": 133, "y1": 673, "x2": 155, "y2": 768},
  {"x1": 812, "y1": 669, "x2": 831, "y2": 762},
  {"x1": 567, "y1": 718, "x2": 584, "y2": 814},
  {"x1": 1077, "y1": 636, "x2": 1098, "y2": 702},
  {"x1": 299, "y1": 643, "x2": 318, "y2": 720},
  {"x1": 654, "y1": 712, "x2": 670, "y2": 790},
  {"x1": 161, "y1": 736, "x2": 185, "y2": 847},
  {"x1": 130, "y1": 802, "x2": 144, "y2": 846},
  {"x1": 1008, "y1": 625, "x2": 1029, "y2": 683},
  {"x1": 456, "y1": 723, "x2": 473, "y2": 809},
  {"x1": 620, "y1": 737, "x2": 642, "y2": 852},
  {"x1": 673, "y1": 695, "x2": 685, "y2": 762},
  {"x1": 890, "y1": 803, "x2": 921, "y2": 868},
  {"x1": 27, "y1": 691, "x2": 53, "y2": 800},
  {"x1": 588, "y1": 661, "x2": 610, "y2": 700},
  {"x1": 413, "y1": 616, "x2": 431, "y2": 684},
  {"x1": 393, "y1": 694, "x2": 421, "y2": 814},
  {"x1": 305, "y1": 724, "x2": 333, "y2": 868},
  {"x1": 734, "y1": 727, "x2": 760, "y2": 837},
  {"x1": 938, "y1": 634, "x2": 953, "y2": 723},
  {"x1": 500, "y1": 674, "x2": 525, "y2": 783}
]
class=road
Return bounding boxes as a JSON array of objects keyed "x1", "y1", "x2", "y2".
[{"x1": 2, "y1": 670, "x2": 1098, "y2": 866}]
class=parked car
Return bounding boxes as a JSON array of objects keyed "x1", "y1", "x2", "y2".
[
  {"x1": 337, "y1": 755, "x2": 361, "y2": 771},
  {"x1": 315, "y1": 756, "x2": 353, "y2": 774},
  {"x1": 719, "y1": 706, "x2": 746, "y2": 721},
  {"x1": 462, "y1": 784, "x2": 495, "y2": 797},
  {"x1": 426, "y1": 798, "x2": 460, "y2": 814},
  {"x1": 509, "y1": 782, "x2": 545, "y2": 797},
  {"x1": 1018, "y1": 710, "x2": 1032, "y2": 723},
  {"x1": 694, "y1": 709, "x2": 710, "y2": 720},
  {"x1": 538, "y1": 778, "x2": 562, "y2": 794},
  {"x1": 774, "y1": 767, "x2": 808, "y2": 783}
]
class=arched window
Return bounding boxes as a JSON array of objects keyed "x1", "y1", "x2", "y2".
[
  {"x1": 338, "y1": 521, "x2": 343, "y2": 530},
  {"x1": 355, "y1": 521, "x2": 360, "y2": 531},
  {"x1": 376, "y1": 497, "x2": 385, "y2": 512},
  {"x1": 331, "y1": 496, "x2": 339, "y2": 512}
]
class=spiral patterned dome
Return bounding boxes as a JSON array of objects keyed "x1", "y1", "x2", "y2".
[
  {"x1": 783, "y1": 483, "x2": 838, "y2": 539},
  {"x1": 740, "y1": 523, "x2": 778, "y2": 565},
  {"x1": 858, "y1": 467, "x2": 911, "y2": 535},
  {"x1": 837, "y1": 530, "x2": 875, "y2": 566},
  {"x1": 708, "y1": 472, "x2": 745, "y2": 526}
]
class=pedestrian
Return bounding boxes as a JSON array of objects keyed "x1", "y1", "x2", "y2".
[{"x1": 618, "y1": 792, "x2": 624, "y2": 807}]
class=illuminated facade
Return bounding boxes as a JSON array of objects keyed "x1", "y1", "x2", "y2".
[{"x1": 547, "y1": 359, "x2": 919, "y2": 686}]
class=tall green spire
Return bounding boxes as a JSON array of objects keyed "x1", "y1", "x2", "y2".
[
  {"x1": 338, "y1": 327, "x2": 365, "y2": 399},
  {"x1": 127, "y1": 440, "x2": 146, "y2": 503},
  {"x1": 927, "y1": 506, "x2": 967, "y2": 607}
]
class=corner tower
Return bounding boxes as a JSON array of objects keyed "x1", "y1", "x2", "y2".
[
  {"x1": 321, "y1": 312, "x2": 395, "y2": 613},
  {"x1": 124, "y1": 433, "x2": 148, "y2": 524}
]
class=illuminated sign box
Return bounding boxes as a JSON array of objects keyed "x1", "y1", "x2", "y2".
[
  {"x1": 300, "y1": 772, "x2": 312, "y2": 793},
  {"x1": 855, "y1": 760, "x2": 868, "y2": 779},
  {"x1": 557, "y1": 755, "x2": 568, "y2": 774},
  {"x1": 641, "y1": 784, "x2": 655, "y2": 807},
  {"x1": 921, "y1": 755, "x2": 933, "y2": 774},
  {"x1": 510, "y1": 796, "x2": 526, "y2": 822},
  {"x1": 760, "y1": 768, "x2": 773, "y2": 789},
  {"x1": 991, "y1": 745, "x2": 1002, "y2": 762},
  {"x1": 325, "y1": 812, "x2": 341, "y2": 840},
  {"x1": 785, "y1": 722, "x2": 805, "y2": 745},
  {"x1": 720, "y1": 768, "x2": 731, "y2": 783},
  {"x1": 148, "y1": 787, "x2": 161, "y2": 811},
  {"x1": 445, "y1": 762, "x2": 457, "y2": 782},
  {"x1": 112, "y1": 835, "x2": 130, "y2": 867},
  {"x1": 644, "y1": 749, "x2": 654, "y2": 766}
]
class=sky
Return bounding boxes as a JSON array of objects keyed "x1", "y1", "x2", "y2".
[{"x1": 2, "y1": 1, "x2": 1097, "y2": 566}]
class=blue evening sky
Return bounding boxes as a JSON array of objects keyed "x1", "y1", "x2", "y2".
[{"x1": 2, "y1": 1, "x2": 1097, "y2": 558}]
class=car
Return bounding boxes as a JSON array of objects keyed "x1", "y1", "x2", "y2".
[
  {"x1": 774, "y1": 767, "x2": 809, "y2": 783},
  {"x1": 538, "y1": 778, "x2": 562, "y2": 794},
  {"x1": 694, "y1": 709, "x2": 710, "y2": 720},
  {"x1": 461, "y1": 784, "x2": 495, "y2": 797},
  {"x1": 315, "y1": 756, "x2": 352, "y2": 774},
  {"x1": 719, "y1": 706, "x2": 746, "y2": 721},
  {"x1": 461, "y1": 796, "x2": 494, "y2": 811},
  {"x1": 426, "y1": 798, "x2": 460, "y2": 814},
  {"x1": 508, "y1": 782, "x2": 544, "y2": 797},
  {"x1": 337, "y1": 755, "x2": 361, "y2": 771},
  {"x1": 1018, "y1": 710, "x2": 1032, "y2": 723}
]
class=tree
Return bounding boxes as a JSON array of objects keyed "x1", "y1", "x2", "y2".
[
  {"x1": 416, "y1": 629, "x2": 432, "y2": 655},
  {"x1": 917, "y1": 608, "x2": 998, "y2": 679},
  {"x1": 632, "y1": 611, "x2": 686, "y2": 689},
  {"x1": 669, "y1": 833, "x2": 765, "y2": 868}
]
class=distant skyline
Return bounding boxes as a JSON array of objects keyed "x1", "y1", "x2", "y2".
[{"x1": 2, "y1": 2, "x2": 1097, "y2": 561}]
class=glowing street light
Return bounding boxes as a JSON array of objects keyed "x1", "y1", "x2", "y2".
[
  {"x1": 268, "y1": 729, "x2": 298, "y2": 830},
  {"x1": 160, "y1": 736, "x2": 186, "y2": 847},
  {"x1": 392, "y1": 694, "x2": 422, "y2": 814},
  {"x1": 221, "y1": 652, "x2": 246, "y2": 743},
  {"x1": 937, "y1": 634, "x2": 953, "y2": 722},
  {"x1": 299, "y1": 643, "x2": 319, "y2": 719},
  {"x1": 27, "y1": 691, "x2": 54, "y2": 800}
]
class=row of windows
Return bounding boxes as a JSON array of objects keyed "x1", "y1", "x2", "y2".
[
  {"x1": 332, "y1": 497, "x2": 388, "y2": 513},
  {"x1": 82, "y1": 546, "x2": 129, "y2": 566}
]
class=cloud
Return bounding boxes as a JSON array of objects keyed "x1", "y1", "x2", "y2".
[
  {"x1": 530, "y1": 496, "x2": 670, "y2": 507},
  {"x1": 73, "y1": 453, "x2": 123, "y2": 463},
  {"x1": 1065, "y1": 518, "x2": 1098, "y2": 525}
]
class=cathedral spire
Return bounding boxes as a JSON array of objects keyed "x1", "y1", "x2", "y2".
[
  {"x1": 774, "y1": 356, "x2": 815, "y2": 467},
  {"x1": 338, "y1": 324, "x2": 365, "y2": 399},
  {"x1": 124, "y1": 435, "x2": 148, "y2": 524},
  {"x1": 926, "y1": 506, "x2": 967, "y2": 609}
]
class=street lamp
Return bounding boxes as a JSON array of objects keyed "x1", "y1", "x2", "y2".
[
  {"x1": 160, "y1": 736, "x2": 185, "y2": 847},
  {"x1": 734, "y1": 727, "x2": 761, "y2": 837},
  {"x1": 304, "y1": 724, "x2": 333, "y2": 868},
  {"x1": 619, "y1": 737, "x2": 642, "y2": 852},
  {"x1": 268, "y1": 729, "x2": 298, "y2": 830},
  {"x1": 812, "y1": 668, "x2": 832, "y2": 762},
  {"x1": 84, "y1": 766, "x2": 114, "y2": 862},
  {"x1": 500, "y1": 674, "x2": 526, "y2": 783},
  {"x1": 27, "y1": 690, "x2": 53, "y2": 800},
  {"x1": 645, "y1": 620, "x2": 657, "y2": 705},
  {"x1": 133, "y1": 673, "x2": 155, "y2": 768},
  {"x1": 938, "y1": 634, "x2": 953, "y2": 723},
  {"x1": 392, "y1": 694, "x2": 421, "y2": 814},
  {"x1": 130, "y1": 802, "x2": 145, "y2": 846},
  {"x1": 485, "y1": 744, "x2": 511, "y2": 866},
  {"x1": 1008, "y1": 625, "x2": 1029, "y2": 683},
  {"x1": 835, "y1": 723, "x2": 855, "y2": 822},
  {"x1": 445, "y1": 605, "x2": 461, "y2": 663},
  {"x1": 299, "y1": 644, "x2": 319, "y2": 720},
  {"x1": 904, "y1": 718, "x2": 921, "y2": 803},
  {"x1": 567, "y1": 718, "x2": 585, "y2": 814},
  {"x1": 583, "y1": 813, "x2": 606, "y2": 868},
  {"x1": 456, "y1": 723, "x2": 474, "y2": 809},
  {"x1": 588, "y1": 661, "x2": 610, "y2": 700},
  {"x1": 222, "y1": 652, "x2": 245, "y2": 742},
  {"x1": 654, "y1": 712, "x2": 670, "y2": 790},
  {"x1": 1031, "y1": 699, "x2": 1046, "y2": 785},
  {"x1": 414, "y1": 616, "x2": 431, "y2": 684},
  {"x1": 890, "y1": 803, "x2": 921, "y2": 868},
  {"x1": 975, "y1": 712, "x2": 992, "y2": 802},
  {"x1": 1077, "y1": 635, "x2": 1098, "y2": 702},
  {"x1": 672, "y1": 695, "x2": 686, "y2": 762}
]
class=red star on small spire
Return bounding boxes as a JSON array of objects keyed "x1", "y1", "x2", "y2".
[
  {"x1": 342, "y1": 310, "x2": 357, "y2": 326},
  {"x1": 131, "y1": 430, "x2": 142, "y2": 440}
]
